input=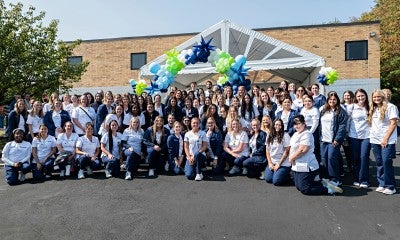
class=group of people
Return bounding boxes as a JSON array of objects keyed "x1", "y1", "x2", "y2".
[{"x1": 2, "y1": 80, "x2": 398, "y2": 196}]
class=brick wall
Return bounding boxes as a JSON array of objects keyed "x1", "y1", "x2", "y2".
[{"x1": 72, "y1": 21, "x2": 380, "y2": 88}]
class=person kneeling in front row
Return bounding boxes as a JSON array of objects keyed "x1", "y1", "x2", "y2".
[{"x1": 2, "y1": 128, "x2": 32, "y2": 185}]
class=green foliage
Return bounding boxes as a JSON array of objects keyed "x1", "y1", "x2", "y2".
[
  {"x1": 357, "y1": 0, "x2": 400, "y2": 104},
  {"x1": 0, "y1": 1, "x2": 88, "y2": 104}
]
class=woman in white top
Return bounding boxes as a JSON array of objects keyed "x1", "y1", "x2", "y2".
[
  {"x1": 31, "y1": 124, "x2": 57, "y2": 180},
  {"x1": 122, "y1": 117, "x2": 144, "y2": 180},
  {"x1": 369, "y1": 89, "x2": 398, "y2": 195},
  {"x1": 26, "y1": 101, "x2": 44, "y2": 142},
  {"x1": 75, "y1": 123, "x2": 101, "y2": 179},
  {"x1": 43, "y1": 92, "x2": 59, "y2": 114},
  {"x1": 223, "y1": 119, "x2": 249, "y2": 174},
  {"x1": 265, "y1": 119, "x2": 291, "y2": 186},
  {"x1": 239, "y1": 93, "x2": 259, "y2": 130},
  {"x1": 56, "y1": 121, "x2": 79, "y2": 177},
  {"x1": 98, "y1": 105, "x2": 124, "y2": 136},
  {"x1": 289, "y1": 115, "x2": 342, "y2": 195},
  {"x1": 348, "y1": 89, "x2": 371, "y2": 188},
  {"x1": 292, "y1": 86, "x2": 306, "y2": 110},
  {"x1": 184, "y1": 117, "x2": 208, "y2": 181},
  {"x1": 300, "y1": 94, "x2": 321, "y2": 161},
  {"x1": 101, "y1": 120, "x2": 123, "y2": 178},
  {"x1": 72, "y1": 95, "x2": 96, "y2": 136}
]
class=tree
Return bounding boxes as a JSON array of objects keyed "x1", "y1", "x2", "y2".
[
  {"x1": 0, "y1": 1, "x2": 88, "y2": 104},
  {"x1": 357, "y1": 0, "x2": 400, "y2": 104}
]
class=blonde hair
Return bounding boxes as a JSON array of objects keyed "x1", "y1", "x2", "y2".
[
  {"x1": 228, "y1": 118, "x2": 242, "y2": 133},
  {"x1": 152, "y1": 116, "x2": 165, "y2": 143},
  {"x1": 368, "y1": 89, "x2": 388, "y2": 124},
  {"x1": 129, "y1": 116, "x2": 142, "y2": 132}
]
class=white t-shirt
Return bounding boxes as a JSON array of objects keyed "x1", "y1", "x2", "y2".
[
  {"x1": 26, "y1": 114, "x2": 43, "y2": 134},
  {"x1": 18, "y1": 115, "x2": 26, "y2": 132},
  {"x1": 320, "y1": 110, "x2": 334, "y2": 142},
  {"x1": 2, "y1": 141, "x2": 32, "y2": 165},
  {"x1": 122, "y1": 128, "x2": 144, "y2": 155},
  {"x1": 267, "y1": 133, "x2": 291, "y2": 167},
  {"x1": 290, "y1": 130, "x2": 319, "y2": 172},
  {"x1": 224, "y1": 131, "x2": 249, "y2": 157},
  {"x1": 100, "y1": 132, "x2": 123, "y2": 159},
  {"x1": 72, "y1": 106, "x2": 96, "y2": 135},
  {"x1": 76, "y1": 135, "x2": 100, "y2": 158},
  {"x1": 184, "y1": 130, "x2": 208, "y2": 156},
  {"x1": 280, "y1": 111, "x2": 290, "y2": 131},
  {"x1": 32, "y1": 135, "x2": 57, "y2": 161},
  {"x1": 43, "y1": 103, "x2": 53, "y2": 114},
  {"x1": 348, "y1": 104, "x2": 370, "y2": 139},
  {"x1": 300, "y1": 107, "x2": 320, "y2": 133},
  {"x1": 56, "y1": 132, "x2": 79, "y2": 153},
  {"x1": 370, "y1": 103, "x2": 398, "y2": 144}
]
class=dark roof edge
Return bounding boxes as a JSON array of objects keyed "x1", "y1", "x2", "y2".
[{"x1": 65, "y1": 20, "x2": 380, "y2": 44}]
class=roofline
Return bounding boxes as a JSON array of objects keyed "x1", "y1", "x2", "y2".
[{"x1": 65, "y1": 20, "x2": 380, "y2": 44}]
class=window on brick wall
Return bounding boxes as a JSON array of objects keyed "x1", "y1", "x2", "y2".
[
  {"x1": 345, "y1": 40, "x2": 368, "y2": 61},
  {"x1": 67, "y1": 56, "x2": 83, "y2": 65},
  {"x1": 131, "y1": 52, "x2": 147, "y2": 70}
]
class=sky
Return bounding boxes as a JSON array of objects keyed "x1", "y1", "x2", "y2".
[{"x1": 4, "y1": 0, "x2": 377, "y2": 41}]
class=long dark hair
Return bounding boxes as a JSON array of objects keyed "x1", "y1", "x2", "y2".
[
  {"x1": 321, "y1": 91, "x2": 341, "y2": 115},
  {"x1": 108, "y1": 120, "x2": 118, "y2": 152},
  {"x1": 267, "y1": 119, "x2": 284, "y2": 145}
]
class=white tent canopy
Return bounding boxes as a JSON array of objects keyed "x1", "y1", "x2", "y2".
[{"x1": 139, "y1": 19, "x2": 325, "y2": 88}]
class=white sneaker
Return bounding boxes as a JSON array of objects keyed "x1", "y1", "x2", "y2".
[
  {"x1": 359, "y1": 183, "x2": 369, "y2": 188},
  {"x1": 353, "y1": 182, "x2": 360, "y2": 187},
  {"x1": 60, "y1": 170, "x2": 65, "y2": 177},
  {"x1": 376, "y1": 186, "x2": 385, "y2": 193},
  {"x1": 78, "y1": 170, "x2": 85, "y2": 179},
  {"x1": 259, "y1": 171, "x2": 265, "y2": 180},
  {"x1": 86, "y1": 166, "x2": 93, "y2": 175},
  {"x1": 242, "y1": 167, "x2": 248, "y2": 175},
  {"x1": 164, "y1": 162, "x2": 169, "y2": 172},
  {"x1": 382, "y1": 188, "x2": 396, "y2": 195},
  {"x1": 18, "y1": 172, "x2": 26, "y2": 182},
  {"x1": 45, "y1": 175, "x2": 51, "y2": 179},
  {"x1": 65, "y1": 165, "x2": 71, "y2": 176},
  {"x1": 148, "y1": 169, "x2": 155, "y2": 177},
  {"x1": 195, "y1": 174, "x2": 202, "y2": 181},
  {"x1": 125, "y1": 171, "x2": 132, "y2": 180},
  {"x1": 322, "y1": 179, "x2": 343, "y2": 194},
  {"x1": 105, "y1": 169, "x2": 112, "y2": 178},
  {"x1": 229, "y1": 166, "x2": 240, "y2": 175}
]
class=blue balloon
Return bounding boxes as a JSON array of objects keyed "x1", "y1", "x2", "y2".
[{"x1": 149, "y1": 62, "x2": 161, "y2": 74}]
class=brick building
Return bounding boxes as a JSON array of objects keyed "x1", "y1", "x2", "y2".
[{"x1": 70, "y1": 20, "x2": 380, "y2": 95}]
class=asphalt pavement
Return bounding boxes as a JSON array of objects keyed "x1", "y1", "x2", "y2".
[{"x1": 0, "y1": 156, "x2": 399, "y2": 240}]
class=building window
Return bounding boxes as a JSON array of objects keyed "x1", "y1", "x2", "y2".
[
  {"x1": 345, "y1": 40, "x2": 368, "y2": 61},
  {"x1": 131, "y1": 52, "x2": 147, "y2": 70},
  {"x1": 67, "y1": 56, "x2": 83, "y2": 65}
]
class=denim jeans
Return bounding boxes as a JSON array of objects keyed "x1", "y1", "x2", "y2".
[
  {"x1": 320, "y1": 142, "x2": 341, "y2": 182},
  {"x1": 265, "y1": 166, "x2": 291, "y2": 186},
  {"x1": 77, "y1": 156, "x2": 102, "y2": 170},
  {"x1": 4, "y1": 162, "x2": 31, "y2": 185},
  {"x1": 349, "y1": 138, "x2": 371, "y2": 185},
  {"x1": 31, "y1": 158, "x2": 54, "y2": 179},
  {"x1": 293, "y1": 170, "x2": 328, "y2": 195},
  {"x1": 124, "y1": 150, "x2": 141, "y2": 172},
  {"x1": 371, "y1": 144, "x2": 396, "y2": 190},
  {"x1": 242, "y1": 156, "x2": 266, "y2": 176},
  {"x1": 184, "y1": 152, "x2": 206, "y2": 180},
  {"x1": 147, "y1": 149, "x2": 167, "y2": 172},
  {"x1": 102, "y1": 156, "x2": 120, "y2": 177}
]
